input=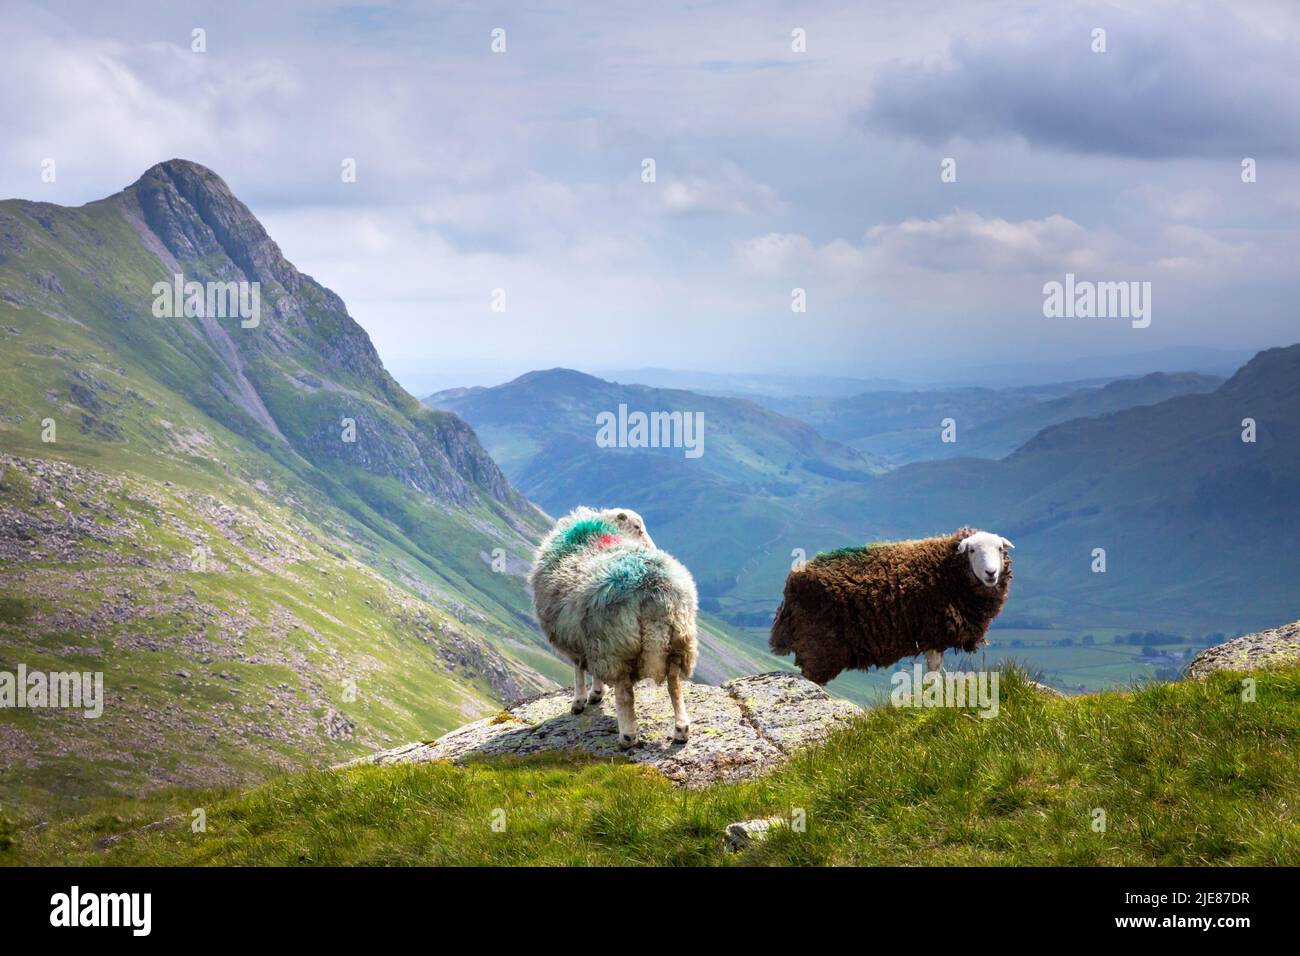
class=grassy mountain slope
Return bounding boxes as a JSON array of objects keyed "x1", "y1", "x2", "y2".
[
  {"x1": 0, "y1": 451, "x2": 535, "y2": 814},
  {"x1": 0, "y1": 161, "x2": 572, "y2": 813},
  {"x1": 10, "y1": 663, "x2": 1298, "y2": 866}
]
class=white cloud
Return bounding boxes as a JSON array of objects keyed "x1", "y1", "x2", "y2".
[
  {"x1": 1121, "y1": 185, "x2": 1221, "y2": 220},
  {"x1": 736, "y1": 210, "x2": 1110, "y2": 289},
  {"x1": 864, "y1": 210, "x2": 1101, "y2": 273},
  {"x1": 659, "y1": 162, "x2": 788, "y2": 217}
]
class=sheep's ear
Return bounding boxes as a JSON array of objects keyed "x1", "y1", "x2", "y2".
[
  {"x1": 616, "y1": 512, "x2": 627, "y2": 521},
  {"x1": 1000, "y1": 537, "x2": 1015, "y2": 550},
  {"x1": 956, "y1": 536, "x2": 972, "y2": 554}
]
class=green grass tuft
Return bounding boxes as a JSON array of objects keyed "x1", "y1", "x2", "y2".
[{"x1": 0, "y1": 597, "x2": 34, "y2": 626}]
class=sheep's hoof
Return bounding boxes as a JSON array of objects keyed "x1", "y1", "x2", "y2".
[
  {"x1": 570, "y1": 700, "x2": 586, "y2": 715},
  {"x1": 586, "y1": 688, "x2": 604, "y2": 704},
  {"x1": 672, "y1": 723, "x2": 690, "y2": 743},
  {"x1": 618, "y1": 733, "x2": 638, "y2": 750}
]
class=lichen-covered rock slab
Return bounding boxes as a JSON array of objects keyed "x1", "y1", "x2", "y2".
[
  {"x1": 727, "y1": 671, "x2": 861, "y2": 751},
  {"x1": 346, "y1": 672, "x2": 861, "y2": 787},
  {"x1": 1187, "y1": 621, "x2": 1300, "y2": 679}
]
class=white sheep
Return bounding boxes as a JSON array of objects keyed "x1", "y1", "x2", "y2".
[{"x1": 530, "y1": 507, "x2": 699, "y2": 748}]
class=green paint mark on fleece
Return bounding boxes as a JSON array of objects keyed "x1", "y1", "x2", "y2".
[
  {"x1": 811, "y1": 545, "x2": 869, "y2": 565},
  {"x1": 809, "y1": 542, "x2": 893, "y2": 566},
  {"x1": 593, "y1": 550, "x2": 655, "y2": 605},
  {"x1": 544, "y1": 518, "x2": 619, "y2": 564}
]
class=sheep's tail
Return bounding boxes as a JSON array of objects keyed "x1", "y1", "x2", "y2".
[
  {"x1": 666, "y1": 609, "x2": 699, "y2": 679},
  {"x1": 656, "y1": 555, "x2": 699, "y2": 679}
]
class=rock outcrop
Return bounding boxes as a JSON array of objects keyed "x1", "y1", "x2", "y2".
[
  {"x1": 1186, "y1": 620, "x2": 1300, "y2": 678},
  {"x1": 347, "y1": 672, "x2": 862, "y2": 787}
]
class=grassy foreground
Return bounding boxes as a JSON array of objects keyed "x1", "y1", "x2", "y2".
[{"x1": 6, "y1": 665, "x2": 1299, "y2": 866}]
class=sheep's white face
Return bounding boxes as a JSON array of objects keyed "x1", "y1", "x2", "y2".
[
  {"x1": 957, "y1": 531, "x2": 1013, "y2": 588},
  {"x1": 602, "y1": 508, "x2": 655, "y2": 549}
]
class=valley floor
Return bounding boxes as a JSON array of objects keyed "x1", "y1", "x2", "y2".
[
  {"x1": 6, "y1": 664, "x2": 1298, "y2": 866},
  {"x1": 733, "y1": 625, "x2": 1216, "y2": 702}
]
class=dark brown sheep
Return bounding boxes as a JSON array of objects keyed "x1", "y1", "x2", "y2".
[{"x1": 769, "y1": 528, "x2": 1013, "y2": 684}]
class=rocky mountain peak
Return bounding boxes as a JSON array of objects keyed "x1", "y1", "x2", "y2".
[
  {"x1": 96, "y1": 159, "x2": 534, "y2": 513},
  {"x1": 125, "y1": 159, "x2": 295, "y2": 292}
]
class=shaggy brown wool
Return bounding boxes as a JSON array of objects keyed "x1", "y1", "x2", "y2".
[{"x1": 769, "y1": 528, "x2": 1011, "y2": 684}]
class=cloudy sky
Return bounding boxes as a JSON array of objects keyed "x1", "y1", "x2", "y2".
[{"x1": 4, "y1": 0, "x2": 1299, "y2": 391}]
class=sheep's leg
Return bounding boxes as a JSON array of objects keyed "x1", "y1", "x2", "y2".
[
  {"x1": 614, "y1": 681, "x2": 638, "y2": 749},
  {"x1": 925, "y1": 649, "x2": 944, "y2": 673},
  {"x1": 571, "y1": 663, "x2": 588, "y2": 714},
  {"x1": 587, "y1": 679, "x2": 605, "y2": 705},
  {"x1": 667, "y1": 669, "x2": 689, "y2": 743}
]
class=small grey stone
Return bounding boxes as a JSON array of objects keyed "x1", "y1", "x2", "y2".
[{"x1": 724, "y1": 817, "x2": 787, "y2": 852}]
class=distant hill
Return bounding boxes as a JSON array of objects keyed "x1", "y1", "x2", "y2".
[
  {"x1": 933, "y1": 347, "x2": 1254, "y2": 387},
  {"x1": 594, "y1": 368, "x2": 913, "y2": 398},
  {"x1": 762, "y1": 372, "x2": 1222, "y2": 464},
  {"x1": 955, "y1": 371, "x2": 1223, "y2": 459},
  {"x1": 427, "y1": 368, "x2": 884, "y2": 502},
  {"x1": 596, "y1": 347, "x2": 1250, "y2": 396},
  {"x1": 760, "y1": 382, "x2": 1084, "y2": 463}
]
